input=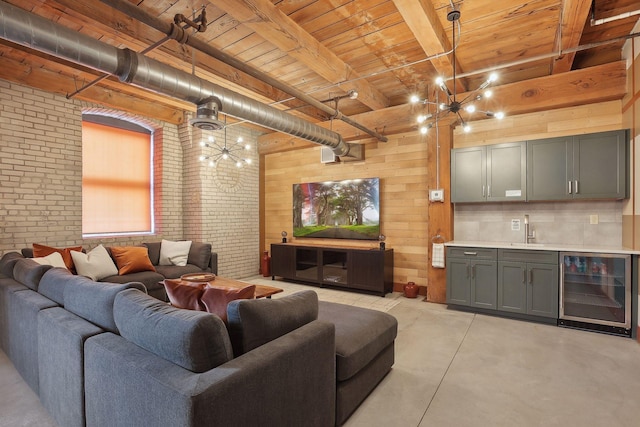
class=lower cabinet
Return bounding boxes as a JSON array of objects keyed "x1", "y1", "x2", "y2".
[
  {"x1": 447, "y1": 247, "x2": 559, "y2": 321},
  {"x1": 446, "y1": 247, "x2": 497, "y2": 309}
]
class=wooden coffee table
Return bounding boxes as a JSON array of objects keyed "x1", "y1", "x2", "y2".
[{"x1": 210, "y1": 276, "x2": 283, "y2": 299}]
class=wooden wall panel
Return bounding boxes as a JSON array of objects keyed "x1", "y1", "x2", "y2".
[{"x1": 263, "y1": 132, "x2": 432, "y2": 291}]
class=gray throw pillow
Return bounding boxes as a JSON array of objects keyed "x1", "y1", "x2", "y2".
[{"x1": 226, "y1": 290, "x2": 319, "y2": 356}]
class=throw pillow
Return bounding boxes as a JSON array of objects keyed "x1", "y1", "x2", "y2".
[
  {"x1": 33, "y1": 243, "x2": 83, "y2": 271},
  {"x1": 32, "y1": 251, "x2": 67, "y2": 269},
  {"x1": 109, "y1": 246, "x2": 156, "y2": 275},
  {"x1": 201, "y1": 284, "x2": 256, "y2": 324},
  {"x1": 164, "y1": 279, "x2": 207, "y2": 311},
  {"x1": 159, "y1": 239, "x2": 192, "y2": 266},
  {"x1": 70, "y1": 244, "x2": 118, "y2": 281}
]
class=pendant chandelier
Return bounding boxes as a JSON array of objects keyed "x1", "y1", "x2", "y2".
[
  {"x1": 198, "y1": 115, "x2": 252, "y2": 168},
  {"x1": 410, "y1": 6, "x2": 504, "y2": 134}
]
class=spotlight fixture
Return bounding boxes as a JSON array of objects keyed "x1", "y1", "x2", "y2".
[
  {"x1": 410, "y1": 8, "x2": 504, "y2": 134},
  {"x1": 198, "y1": 116, "x2": 252, "y2": 168}
]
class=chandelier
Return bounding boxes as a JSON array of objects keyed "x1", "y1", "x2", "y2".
[
  {"x1": 198, "y1": 116, "x2": 252, "y2": 168},
  {"x1": 410, "y1": 6, "x2": 504, "y2": 134}
]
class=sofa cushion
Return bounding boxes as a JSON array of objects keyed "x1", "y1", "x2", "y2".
[
  {"x1": 71, "y1": 245, "x2": 118, "y2": 281},
  {"x1": 164, "y1": 279, "x2": 206, "y2": 311},
  {"x1": 32, "y1": 243, "x2": 83, "y2": 271},
  {"x1": 201, "y1": 284, "x2": 256, "y2": 324},
  {"x1": 318, "y1": 301, "x2": 398, "y2": 381},
  {"x1": 0, "y1": 251, "x2": 24, "y2": 278},
  {"x1": 113, "y1": 289, "x2": 233, "y2": 373},
  {"x1": 143, "y1": 242, "x2": 161, "y2": 265},
  {"x1": 99, "y1": 270, "x2": 165, "y2": 294},
  {"x1": 227, "y1": 290, "x2": 318, "y2": 356},
  {"x1": 159, "y1": 240, "x2": 192, "y2": 266},
  {"x1": 187, "y1": 242, "x2": 212, "y2": 270},
  {"x1": 153, "y1": 263, "x2": 203, "y2": 279},
  {"x1": 13, "y1": 258, "x2": 53, "y2": 291},
  {"x1": 32, "y1": 252, "x2": 67, "y2": 269},
  {"x1": 64, "y1": 277, "x2": 146, "y2": 333},
  {"x1": 38, "y1": 268, "x2": 74, "y2": 305},
  {"x1": 109, "y1": 246, "x2": 156, "y2": 275}
]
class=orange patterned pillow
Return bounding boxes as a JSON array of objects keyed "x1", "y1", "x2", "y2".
[
  {"x1": 109, "y1": 246, "x2": 156, "y2": 275},
  {"x1": 33, "y1": 243, "x2": 83, "y2": 271},
  {"x1": 164, "y1": 279, "x2": 206, "y2": 311},
  {"x1": 201, "y1": 284, "x2": 256, "y2": 324}
]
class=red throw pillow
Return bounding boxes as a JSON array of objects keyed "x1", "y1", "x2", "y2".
[
  {"x1": 109, "y1": 246, "x2": 156, "y2": 275},
  {"x1": 201, "y1": 284, "x2": 256, "y2": 324},
  {"x1": 164, "y1": 279, "x2": 207, "y2": 311},
  {"x1": 33, "y1": 243, "x2": 83, "y2": 271}
]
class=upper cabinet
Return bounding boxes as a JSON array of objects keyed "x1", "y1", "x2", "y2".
[
  {"x1": 451, "y1": 142, "x2": 526, "y2": 203},
  {"x1": 451, "y1": 130, "x2": 628, "y2": 203},
  {"x1": 527, "y1": 130, "x2": 628, "y2": 201}
]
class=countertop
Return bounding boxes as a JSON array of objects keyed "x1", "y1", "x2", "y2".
[{"x1": 444, "y1": 240, "x2": 640, "y2": 255}]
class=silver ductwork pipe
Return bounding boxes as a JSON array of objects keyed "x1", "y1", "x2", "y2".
[{"x1": 0, "y1": 1, "x2": 354, "y2": 156}]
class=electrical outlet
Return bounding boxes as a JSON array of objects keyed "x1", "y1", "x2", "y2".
[
  {"x1": 590, "y1": 214, "x2": 599, "y2": 225},
  {"x1": 511, "y1": 219, "x2": 521, "y2": 231}
]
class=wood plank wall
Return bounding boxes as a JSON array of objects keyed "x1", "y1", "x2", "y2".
[{"x1": 262, "y1": 130, "x2": 450, "y2": 295}]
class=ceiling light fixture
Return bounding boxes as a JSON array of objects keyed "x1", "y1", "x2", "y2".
[
  {"x1": 198, "y1": 115, "x2": 252, "y2": 168},
  {"x1": 410, "y1": 6, "x2": 504, "y2": 134}
]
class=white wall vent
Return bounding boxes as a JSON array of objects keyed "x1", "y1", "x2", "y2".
[{"x1": 320, "y1": 146, "x2": 338, "y2": 164}]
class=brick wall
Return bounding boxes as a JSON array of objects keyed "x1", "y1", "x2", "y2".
[{"x1": 0, "y1": 80, "x2": 260, "y2": 279}]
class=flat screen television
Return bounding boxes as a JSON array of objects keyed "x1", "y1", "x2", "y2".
[{"x1": 293, "y1": 178, "x2": 380, "y2": 240}]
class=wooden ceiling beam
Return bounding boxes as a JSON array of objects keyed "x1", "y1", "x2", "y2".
[
  {"x1": 213, "y1": 0, "x2": 390, "y2": 111},
  {"x1": 392, "y1": 0, "x2": 466, "y2": 94},
  {"x1": 551, "y1": 0, "x2": 592, "y2": 74},
  {"x1": 258, "y1": 61, "x2": 627, "y2": 154}
]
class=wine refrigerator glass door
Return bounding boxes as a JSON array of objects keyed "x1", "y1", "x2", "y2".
[{"x1": 559, "y1": 252, "x2": 631, "y2": 333}]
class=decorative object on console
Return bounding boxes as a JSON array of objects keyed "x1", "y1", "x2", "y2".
[
  {"x1": 410, "y1": 6, "x2": 504, "y2": 134},
  {"x1": 281, "y1": 231, "x2": 288, "y2": 243},
  {"x1": 379, "y1": 234, "x2": 386, "y2": 250},
  {"x1": 293, "y1": 178, "x2": 380, "y2": 240}
]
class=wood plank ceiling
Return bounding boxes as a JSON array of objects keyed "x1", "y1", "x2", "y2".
[{"x1": 0, "y1": 0, "x2": 637, "y2": 152}]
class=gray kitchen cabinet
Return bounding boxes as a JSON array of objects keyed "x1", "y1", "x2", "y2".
[
  {"x1": 451, "y1": 142, "x2": 526, "y2": 203},
  {"x1": 446, "y1": 247, "x2": 497, "y2": 309},
  {"x1": 527, "y1": 130, "x2": 627, "y2": 201},
  {"x1": 497, "y1": 249, "x2": 558, "y2": 319}
]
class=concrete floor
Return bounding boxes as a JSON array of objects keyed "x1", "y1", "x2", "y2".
[{"x1": 2, "y1": 279, "x2": 640, "y2": 426}]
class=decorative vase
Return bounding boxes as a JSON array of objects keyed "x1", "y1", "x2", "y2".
[
  {"x1": 403, "y1": 281, "x2": 418, "y2": 298},
  {"x1": 261, "y1": 251, "x2": 271, "y2": 277}
]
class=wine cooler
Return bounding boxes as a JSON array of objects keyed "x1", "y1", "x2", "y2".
[{"x1": 559, "y1": 252, "x2": 631, "y2": 336}]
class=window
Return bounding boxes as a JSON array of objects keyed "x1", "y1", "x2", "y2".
[{"x1": 81, "y1": 115, "x2": 153, "y2": 236}]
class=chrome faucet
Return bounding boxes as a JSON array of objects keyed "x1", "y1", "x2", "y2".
[{"x1": 524, "y1": 214, "x2": 535, "y2": 244}]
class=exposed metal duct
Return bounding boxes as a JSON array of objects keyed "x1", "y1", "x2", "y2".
[{"x1": 0, "y1": 1, "x2": 358, "y2": 158}]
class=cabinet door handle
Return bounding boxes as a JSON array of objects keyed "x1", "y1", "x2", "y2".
[
  {"x1": 528, "y1": 269, "x2": 533, "y2": 284},
  {"x1": 487, "y1": 185, "x2": 491, "y2": 198},
  {"x1": 471, "y1": 264, "x2": 475, "y2": 279},
  {"x1": 463, "y1": 252, "x2": 477, "y2": 256},
  {"x1": 568, "y1": 180, "x2": 572, "y2": 194},
  {"x1": 482, "y1": 185, "x2": 485, "y2": 197},
  {"x1": 574, "y1": 180, "x2": 579, "y2": 194},
  {"x1": 522, "y1": 269, "x2": 526, "y2": 284}
]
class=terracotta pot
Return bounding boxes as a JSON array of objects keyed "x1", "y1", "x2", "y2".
[
  {"x1": 403, "y1": 281, "x2": 418, "y2": 298},
  {"x1": 261, "y1": 251, "x2": 271, "y2": 277}
]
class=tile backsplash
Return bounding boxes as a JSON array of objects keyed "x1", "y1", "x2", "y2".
[{"x1": 453, "y1": 201, "x2": 623, "y2": 247}]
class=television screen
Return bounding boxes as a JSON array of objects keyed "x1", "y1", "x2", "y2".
[{"x1": 293, "y1": 178, "x2": 380, "y2": 240}]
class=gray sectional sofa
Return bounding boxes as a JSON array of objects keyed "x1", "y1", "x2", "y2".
[
  {"x1": 22, "y1": 241, "x2": 218, "y2": 301},
  {"x1": 0, "y1": 249, "x2": 397, "y2": 426}
]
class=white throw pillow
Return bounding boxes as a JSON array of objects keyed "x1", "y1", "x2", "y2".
[
  {"x1": 70, "y1": 244, "x2": 118, "y2": 281},
  {"x1": 159, "y1": 239, "x2": 192, "y2": 266},
  {"x1": 32, "y1": 251, "x2": 67, "y2": 269}
]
